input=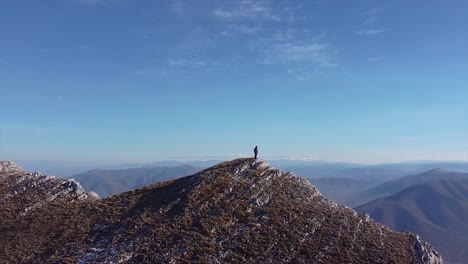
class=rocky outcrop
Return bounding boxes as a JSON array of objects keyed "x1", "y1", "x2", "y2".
[{"x1": 0, "y1": 161, "x2": 98, "y2": 217}]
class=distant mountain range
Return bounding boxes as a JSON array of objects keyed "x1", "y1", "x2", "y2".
[
  {"x1": 15, "y1": 159, "x2": 468, "y2": 203},
  {"x1": 356, "y1": 178, "x2": 468, "y2": 264},
  {"x1": 309, "y1": 168, "x2": 468, "y2": 263},
  {"x1": 14, "y1": 160, "x2": 220, "y2": 177},
  {"x1": 70, "y1": 165, "x2": 203, "y2": 197},
  {"x1": 16, "y1": 159, "x2": 468, "y2": 178},
  {"x1": 352, "y1": 169, "x2": 468, "y2": 206},
  {"x1": 304, "y1": 166, "x2": 468, "y2": 207},
  {"x1": 0, "y1": 159, "x2": 442, "y2": 263},
  {"x1": 279, "y1": 161, "x2": 468, "y2": 181}
]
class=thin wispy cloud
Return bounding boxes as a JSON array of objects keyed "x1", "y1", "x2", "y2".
[
  {"x1": 220, "y1": 24, "x2": 262, "y2": 36},
  {"x1": 170, "y1": 0, "x2": 185, "y2": 14},
  {"x1": 133, "y1": 2, "x2": 335, "y2": 80},
  {"x1": 213, "y1": 1, "x2": 281, "y2": 21},
  {"x1": 167, "y1": 57, "x2": 210, "y2": 68},
  {"x1": 249, "y1": 29, "x2": 338, "y2": 80},
  {"x1": 134, "y1": 57, "x2": 218, "y2": 77},
  {"x1": 271, "y1": 43, "x2": 335, "y2": 66},
  {"x1": 167, "y1": 58, "x2": 188, "y2": 67},
  {"x1": 356, "y1": 8, "x2": 388, "y2": 36},
  {"x1": 355, "y1": 28, "x2": 387, "y2": 36},
  {"x1": 154, "y1": 27, "x2": 220, "y2": 75},
  {"x1": 367, "y1": 56, "x2": 384, "y2": 63},
  {"x1": 252, "y1": 30, "x2": 337, "y2": 68},
  {"x1": 365, "y1": 7, "x2": 384, "y2": 16},
  {"x1": 363, "y1": 16, "x2": 376, "y2": 26}
]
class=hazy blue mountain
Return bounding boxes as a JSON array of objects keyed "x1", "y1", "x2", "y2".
[
  {"x1": 324, "y1": 166, "x2": 410, "y2": 181},
  {"x1": 273, "y1": 160, "x2": 468, "y2": 181},
  {"x1": 278, "y1": 162, "x2": 468, "y2": 207},
  {"x1": 15, "y1": 160, "x2": 221, "y2": 177},
  {"x1": 70, "y1": 165, "x2": 203, "y2": 197},
  {"x1": 356, "y1": 178, "x2": 468, "y2": 264},
  {"x1": 353, "y1": 169, "x2": 468, "y2": 205},
  {"x1": 307, "y1": 177, "x2": 382, "y2": 206},
  {"x1": 15, "y1": 160, "x2": 103, "y2": 177},
  {"x1": 377, "y1": 161, "x2": 468, "y2": 174}
]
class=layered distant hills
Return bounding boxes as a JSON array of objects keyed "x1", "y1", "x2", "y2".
[
  {"x1": 0, "y1": 159, "x2": 442, "y2": 263},
  {"x1": 71, "y1": 165, "x2": 203, "y2": 197},
  {"x1": 17, "y1": 159, "x2": 468, "y2": 179},
  {"x1": 16, "y1": 159, "x2": 468, "y2": 202},
  {"x1": 352, "y1": 169, "x2": 468, "y2": 206},
  {"x1": 355, "y1": 170, "x2": 468, "y2": 264},
  {"x1": 296, "y1": 162, "x2": 468, "y2": 207}
]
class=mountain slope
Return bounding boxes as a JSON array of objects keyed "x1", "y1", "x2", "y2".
[
  {"x1": 356, "y1": 179, "x2": 468, "y2": 264},
  {"x1": 71, "y1": 165, "x2": 203, "y2": 197},
  {"x1": 0, "y1": 159, "x2": 442, "y2": 263},
  {"x1": 353, "y1": 169, "x2": 468, "y2": 205}
]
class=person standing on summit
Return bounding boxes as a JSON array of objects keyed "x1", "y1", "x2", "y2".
[{"x1": 254, "y1": 146, "x2": 258, "y2": 159}]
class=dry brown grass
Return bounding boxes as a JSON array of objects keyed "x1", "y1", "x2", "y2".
[{"x1": 0, "y1": 159, "x2": 442, "y2": 263}]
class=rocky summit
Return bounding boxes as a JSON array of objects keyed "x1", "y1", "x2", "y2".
[{"x1": 0, "y1": 159, "x2": 442, "y2": 263}]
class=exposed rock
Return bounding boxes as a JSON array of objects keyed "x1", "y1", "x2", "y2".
[
  {"x1": 409, "y1": 234, "x2": 443, "y2": 264},
  {"x1": 0, "y1": 161, "x2": 98, "y2": 217},
  {"x1": 0, "y1": 161, "x2": 25, "y2": 174}
]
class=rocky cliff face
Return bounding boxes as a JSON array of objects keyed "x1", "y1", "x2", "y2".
[{"x1": 0, "y1": 159, "x2": 443, "y2": 263}]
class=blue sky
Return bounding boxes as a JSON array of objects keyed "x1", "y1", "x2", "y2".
[{"x1": 0, "y1": 0, "x2": 467, "y2": 164}]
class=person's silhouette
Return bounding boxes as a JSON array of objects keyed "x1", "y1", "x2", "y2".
[{"x1": 254, "y1": 146, "x2": 258, "y2": 159}]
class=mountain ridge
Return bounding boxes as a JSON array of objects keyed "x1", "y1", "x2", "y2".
[
  {"x1": 0, "y1": 161, "x2": 98, "y2": 218},
  {"x1": 0, "y1": 159, "x2": 442, "y2": 263}
]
